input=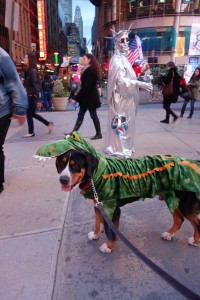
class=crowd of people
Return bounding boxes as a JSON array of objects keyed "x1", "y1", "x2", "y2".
[{"x1": 0, "y1": 43, "x2": 200, "y2": 194}]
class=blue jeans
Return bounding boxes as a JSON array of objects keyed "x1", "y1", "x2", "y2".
[
  {"x1": 42, "y1": 92, "x2": 52, "y2": 111},
  {"x1": 181, "y1": 99, "x2": 195, "y2": 116}
]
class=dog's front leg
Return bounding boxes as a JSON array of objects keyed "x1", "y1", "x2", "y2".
[
  {"x1": 99, "y1": 207, "x2": 121, "y2": 254},
  {"x1": 88, "y1": 206, "x2": 104, "y2": 240}
]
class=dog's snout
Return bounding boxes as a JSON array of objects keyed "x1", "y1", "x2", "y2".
[{"x1": 60, "y1": 175, "x2": 70, "y2": 185}]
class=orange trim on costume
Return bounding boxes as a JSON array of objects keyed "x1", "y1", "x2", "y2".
[
  {"x1": 102, "y1": 162, "x2": 175, "y2": 180},
  {"x1": 180, "y1": 161, "x2": 200, "y2": 174}
]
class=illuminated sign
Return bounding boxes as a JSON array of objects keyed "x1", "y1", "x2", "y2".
[
  {"x1": 37, "y1": 0, "x2": 47, "y2": 61},
  {"x1": 54, "y1": 52, "x2": 59, "y2": 66}
]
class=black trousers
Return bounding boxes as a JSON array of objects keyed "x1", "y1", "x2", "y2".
[
  {"x1": 27, "y1": 96, "x2": 49, "y2": 134},
  {"x1": 77, "y1": 106, "x2": 101, "y2": 134},
  {"x1": 0, "y1": 113, "x2": 12, "y2": 185},
  {"x1": 163, "y1": 97, "x2": 177, "y2": 120}
]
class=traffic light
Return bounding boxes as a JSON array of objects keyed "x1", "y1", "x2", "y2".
[{"x1": 54, "y1": 52, "x2": 59, "y2": 66}]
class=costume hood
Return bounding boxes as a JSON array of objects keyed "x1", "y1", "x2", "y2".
[{"x1": 35, "y1": 131, "x2": 105, "y2": 161}]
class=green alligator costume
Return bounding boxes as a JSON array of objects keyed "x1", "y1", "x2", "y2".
[{"x1": 35, "y1": 132, "x2": 200, "y2": 219}]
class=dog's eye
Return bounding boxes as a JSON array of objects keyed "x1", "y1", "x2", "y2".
[{"x1": 69, "y1": 161, "x2": 81, "y2": 172}]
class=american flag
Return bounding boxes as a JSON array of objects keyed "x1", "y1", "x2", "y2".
[{"x1": 128, "y1": 36, "x2": 142, "y2": 66}]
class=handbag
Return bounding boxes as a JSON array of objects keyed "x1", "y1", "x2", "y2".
[
  {"x1": 162, "y1": 72, "x2": 174, "y2": 97},
  {"x1": 180, "y1": 90, "x2": 192, "y2": 100}
]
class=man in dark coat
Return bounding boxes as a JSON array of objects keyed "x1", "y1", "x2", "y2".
[{"x1": 160, "y1": 61, "x2": 180, "y2": 124}]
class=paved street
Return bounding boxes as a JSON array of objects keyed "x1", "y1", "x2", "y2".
[{"x1": 1, "y1": 100, "x2": 200, "y2": 300}]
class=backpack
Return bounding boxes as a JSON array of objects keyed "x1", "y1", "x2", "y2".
[{"x1": 43, "y1": 81, "x2": 51, "y2": 91}]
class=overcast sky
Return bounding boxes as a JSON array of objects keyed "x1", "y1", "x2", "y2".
[{"x1": 72, "y1": 0, "x2": 95, "y2": 52}]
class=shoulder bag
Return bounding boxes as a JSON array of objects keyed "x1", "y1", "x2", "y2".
[{"x1": 162, "y1": 72, "x2": 174, "y2": 97}]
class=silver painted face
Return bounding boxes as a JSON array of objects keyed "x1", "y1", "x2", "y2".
[{"x1": 114, "y1": 30, "x2": 130, "y2": 54}]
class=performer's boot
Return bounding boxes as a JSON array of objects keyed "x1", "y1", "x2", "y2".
[
  {"x1": 91, "y1": 118, "x2": 102, "y2": 140},
  {"x1": 64, "y1": 119, "x2": 83, "y2": 136}
]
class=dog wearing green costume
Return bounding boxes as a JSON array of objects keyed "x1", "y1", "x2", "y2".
[{"x1": 35, "y1": 132, "x2": 200, "y2": 253}]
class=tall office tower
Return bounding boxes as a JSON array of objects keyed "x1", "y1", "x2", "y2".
[
  {"x1": 60, "y1": 0, "x2": 72, "y2": 23},
  {"x1": 74, "y1": 5, "x2": 83, "y2": 46}
]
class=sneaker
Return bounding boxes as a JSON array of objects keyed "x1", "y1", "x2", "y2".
[
  {"x1": 22, "y1": 133, "x2": 35, "y2": 138},
  {"x1": 180, "y1": 114, "x2": 183, "y2": 117},
  {"x1": 91, "y1": 133, "x2": 102, "y2": 140},
  {"x1": 187, "y1": 115, "x2": 192, "y2": 119},
  {"x1": 0, "y1": 184, "x2": 4, "y2": 193},
  {"x1": 160, "y1": 119, "x2": 169, "y2": 124},
  {"x1": 48, "y1": 122, "x2": 54, "y2": 134}
]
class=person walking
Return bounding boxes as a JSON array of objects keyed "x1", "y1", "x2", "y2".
[
  {"x1": 41, "y1": 74, "x2": 53, "y2": 111},
  {"x1": 65, "y1": 54, "x2": 102, "y2": 140},
  {"x1": 180, "y1": 67, "x2": 200, "y2": 118},
  {"x1": 22, "y1": 53, "x2": 53, "y2": 137},
  {"x1": 68, "y1": 74, "x2": 80, "y2": 110},
  {"x1": 0, "y1": 47, "x2": 28, "y2": 193},
  {"x1": 160, "y1": 61, "x2": 180, "y2": 124}
]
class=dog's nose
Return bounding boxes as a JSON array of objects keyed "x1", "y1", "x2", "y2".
[{"x1": 59, "y1": 175, "x2": 70, "y2": 185}]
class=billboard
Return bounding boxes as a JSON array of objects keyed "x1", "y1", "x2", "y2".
[
  {"x1": 37, "y1": 0, "x2": 47, "y2": 61},
  {"x1": 189, "y1": 23, "x2": 200, "y2": 56}
]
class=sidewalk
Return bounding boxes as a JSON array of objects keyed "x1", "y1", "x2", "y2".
[{"x1": 1, "y1": 103, "x2": 200, "y2": 300}]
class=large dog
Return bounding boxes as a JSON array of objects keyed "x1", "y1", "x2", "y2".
[{"x1": 35, "y1": 132, "x2": 200, "y2": 253}]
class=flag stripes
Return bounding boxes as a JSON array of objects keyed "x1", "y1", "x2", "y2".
[{"x1": 128, "y1": 36, "x2": 141, "y2": 66}]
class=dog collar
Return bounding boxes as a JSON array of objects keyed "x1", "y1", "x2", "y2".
[{"x1": 79, "y1": 181, "x2": 91, "y2": 191}]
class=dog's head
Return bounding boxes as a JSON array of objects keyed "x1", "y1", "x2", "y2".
[{"x1": 56, "y1": 149, "x2": 98, "y2": 192}]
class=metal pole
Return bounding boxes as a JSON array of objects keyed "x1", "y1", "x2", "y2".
[
  {"x1": 171, "y1": 0, "x2": 181, "y2": 63},
  {"x1": 9, "y1": 0, "x2": 15, "y2": 58},
  {"x1": 119, "y1": 0, "x2": 121, "y2": 31}
]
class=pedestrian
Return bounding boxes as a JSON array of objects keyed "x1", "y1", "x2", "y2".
[
  {"x1": 69, "y1": 74, "x2": 80, "y2": 110},
  {"x1": 160, "y1": 61, "x2": 180, "y2": 124},
  {"x1": 0, "y1": 47, "x2": 28, "y2": 193},
  {"x1": 65, "y1": 54, "x2": 102, "y2": 140},
  {"x1": 22, "y1": 53, "x2": 53, "y2": 137},
  {"x1": 180, "y1": 67, "x2": 200, "y2": 118},
  {"x1": 42, "y1": 74, "x2": 53, "y2": 111}
]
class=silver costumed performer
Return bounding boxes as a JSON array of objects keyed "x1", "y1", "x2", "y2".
[{"x1": 105, "y1": 27, "x2": 152, "y2": 157}]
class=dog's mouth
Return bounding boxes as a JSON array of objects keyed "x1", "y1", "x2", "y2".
[
  {"x1": 60, "y1": 178, "x2": 81, "y2": 192},
  {"x1": 61, "y1": 184, "x2": 74, "y2": 192}
]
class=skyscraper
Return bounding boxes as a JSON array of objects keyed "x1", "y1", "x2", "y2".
[
  {"x1": 74, "y1": 5, "x2": 83, "y2": 46},
  {"x1": 60, "y1": 0, "x2": 72, "y2": 23}
]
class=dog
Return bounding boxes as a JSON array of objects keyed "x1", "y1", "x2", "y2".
[{"x1": 55, "y1": 148, "x2": 200, "y2": 253}]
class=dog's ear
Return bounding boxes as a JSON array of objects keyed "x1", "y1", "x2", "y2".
[
  {"x1": 77, "y1": 150, "x2": 98, "y2": 178},
  {"x1": 84, "y1": 152, "x2": 99, "y2": 178},
  {"x1": 55, "y1": 156, "x2": 61, "y2": 174}
]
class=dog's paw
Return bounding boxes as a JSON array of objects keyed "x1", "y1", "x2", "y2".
[
  {"x1": 88, "y1": 231, "x2": 100, "y2": 240},
  {"x1": 188, "y1": 237, "x2": 200, "y2": 247},
  {"x1": 161, "y1": 232, "x2": 174, "y2": 241},
  {"x1": 99, "y1": 243, "x2": 112, "y2": 253}
]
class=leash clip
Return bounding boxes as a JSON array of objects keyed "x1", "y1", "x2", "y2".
[{"x1": 90, "y1": 179, "x2": 102, "y2": 207}]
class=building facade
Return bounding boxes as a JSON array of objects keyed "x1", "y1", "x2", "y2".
[
  {"x1": 0, "y1": 0, "x2": 9, "y2": 52},
  {"x1": 93, "y1": 0, "x2": 200, "y2": 69},
  {"x1": 60, "y1": 0, "x2": 72, "y2": 23},
  {"x1": 74, "y1": 5, "x2": 83, "y2": 47}
]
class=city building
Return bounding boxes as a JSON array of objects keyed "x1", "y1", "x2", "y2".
[
  {"x1": 60, "y1": 0, "x2": 72, "y2": 23},
  {"x1": 92, "y1": 0, "x2": 200, "y2": 71},
  {"x1": 0, "y1": 0, "x2": 9, "y2": 52},
  {"x1": 74, "y1": 5, "x2": 83, "y2": 47},
  {"x1": 65, "y1": 22, "x2": 81, "y2": 57}
]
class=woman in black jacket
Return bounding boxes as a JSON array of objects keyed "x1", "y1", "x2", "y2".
[
  {"x1": 66, "y1": 54, "x2": 102, "y2": 140},
  {"x1": 22, "y1": 53, "x2": 53, "y2": 137},
  {"x1": 160, "y1": 61, "x2": 180, "y2": 124}
]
